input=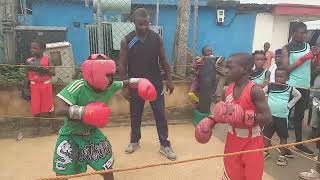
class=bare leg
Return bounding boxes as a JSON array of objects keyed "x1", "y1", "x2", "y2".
[
  {"x1": 102, "y1": 173, "x2": 114, "y2": 180},
  {"x1": 279, "y1": 138, "x2": 287, "y2": 156},
  {"x1": 32, "y1": 115, "x2": 40, "y2": 137}
]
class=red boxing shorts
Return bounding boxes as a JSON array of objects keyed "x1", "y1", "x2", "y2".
[
  {"x1": 30, "y1": 80, "x2": 53, "y2": 115},
  {"x1": 223, "y1": 126, "x2": 264, "y2": 180}
]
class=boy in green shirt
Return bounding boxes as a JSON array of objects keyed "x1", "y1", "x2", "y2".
[{"x1": 53, "y1": 54, "x2": 157, "y2": 179}]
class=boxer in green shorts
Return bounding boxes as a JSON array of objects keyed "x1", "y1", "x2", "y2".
[{"x1": 53, "y1": 54, "x2": 157, "y2": 179}]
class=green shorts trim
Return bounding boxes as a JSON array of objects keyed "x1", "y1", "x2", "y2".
[{"x1": 53, "y1": 129, "x2": 113, "y2": 175}]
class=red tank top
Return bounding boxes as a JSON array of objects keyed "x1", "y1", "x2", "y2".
[
  {"x1": 27, "y1": 55, "x2": 52, "y2": 82},
  {"x1": 224, "y1": 81, "x2": 256, "y2": 113}
]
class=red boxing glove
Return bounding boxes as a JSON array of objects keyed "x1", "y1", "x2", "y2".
[
  {"x1": 136, "y1": 78, "x2": 157, "y2": 101},
  {"x1": 295, "y1": 51, "x2": 315, "y2": 67},
  {"x1": 82, "y1": 102, "x2": 111, "y2": 128},
  {"x1": 213, "y1": 101, "x2": 245, "y2": 127},
  {"x1": 195, "y1": 117, "x2": 215, "y2": 144}
]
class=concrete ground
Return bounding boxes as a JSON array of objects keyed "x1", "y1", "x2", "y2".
[{"x1": 0, "y1": 123, "x2": 316, "y2": 180}]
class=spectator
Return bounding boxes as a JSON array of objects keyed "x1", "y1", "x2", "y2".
[
  {"x1": 281, "y1": 22, "x2": 320, "y2": 155},
  {"x1": 25, "y1": 40, "x2": 55, "y2": 136},
  {"x1": 263, "y1": 66, "x2": 301, "y2": 166},
  {"x1": 268, "y1": 49, "x2": 282, "y2": 83},
  {"x1": 264, "y1": 42, "x2": 275, "y2": 69},
  {"x1": 188, "y1": 46, "x2": 213, "y2": 104},
  {"x1": 299, "y1": 71, "x2": 320, "y2": 179},
  {"x1": 119, "y1": 8, "x2": 176, "y2": 160},
  {"x1": 250, "y1": 50, "x2": 270, "y2": 87}
]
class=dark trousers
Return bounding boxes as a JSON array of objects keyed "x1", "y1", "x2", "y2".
[
  {"x1": 129, "y1": 86, "x2": 170, "y2": 147},
  {"x1": 292, "y1": 88, "x2": 309, "y2": 142}
]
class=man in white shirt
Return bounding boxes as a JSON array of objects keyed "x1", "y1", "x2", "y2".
[{"x1": 269, "y1": 49, "x2": 282, "y2": 83}]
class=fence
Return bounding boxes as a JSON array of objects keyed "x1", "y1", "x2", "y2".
[{"x1": 0, "y1": 0, "x2": 197, "y2": 86}]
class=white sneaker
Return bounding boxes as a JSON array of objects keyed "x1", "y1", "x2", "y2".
[
  {"x1": 299, "y1": 169, "x2": 320, "y2": 180},
  {"x1": 125, "y1": 142, "x2": 140, "y2": 154},
  {"x1": 160, "y1": 146, "x2": 176, "y2": 161}
]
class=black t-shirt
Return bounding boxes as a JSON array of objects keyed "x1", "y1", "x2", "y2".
[{"x1": 125, "y1": 30, "x2": 162, "y2": 86}]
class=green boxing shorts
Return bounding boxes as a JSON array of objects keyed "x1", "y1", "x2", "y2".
[{"x1": 53, "y1": 129, "x2": 113, "y2": 175}]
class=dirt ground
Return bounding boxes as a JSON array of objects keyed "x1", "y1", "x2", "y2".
[{"x1": 0, "y1": 124, "x2": 316, "y2": 180}]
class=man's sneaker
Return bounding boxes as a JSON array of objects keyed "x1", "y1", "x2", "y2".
[
  {"x1": 160, "y1": 146, "x2": 176, "y2": 161},
  {"x1": 294, "y1": 144, "x2": 314, "y2": 156},
  {"x1": 125, "y1": 142, "x2": 140, "y2": 154},
  {"x1": 285, "y1": 149, "x2": 294, "y2": 158},
  {"x1": 264, "y1": 151, "x2": 271, "y2": 160},
  {"x1": 299, "y1": 169, "x2": 320, "y2": 180}
]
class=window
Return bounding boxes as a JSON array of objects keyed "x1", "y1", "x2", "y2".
[{"x1": 50, "y1": 51, "x2": 62, "y2": 66}]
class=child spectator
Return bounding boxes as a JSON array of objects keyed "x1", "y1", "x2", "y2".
[
  {"x1": 264, "y1": 42, "x2": 275, "y2": 69},
  {"x1": 250, "y1": 50, "x2": 270, "y2": 87},
  {"x1": 25, "y1": 40, "x2": 55, "y2": 136},
  {"x1": 188, "y1": 46, "x2": 213, "y2": 104},
  {"x1": 263, "y1": 66, "x2": 301, "y2": 166}
]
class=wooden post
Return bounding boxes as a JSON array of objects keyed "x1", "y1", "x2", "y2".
[
  {"x1": 0, "y1": 0, "x2": 17, "y2": 64},
  {"x1": 174, "y1": 0, "x2": 191, "y2": 77}
]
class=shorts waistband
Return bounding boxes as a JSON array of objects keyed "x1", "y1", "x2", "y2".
[
  {"x1": 30, "y1": 80, "x2": 51, "y2": 84},
  {"x1": 228, "y1": 125, "x2": 262, "y2": 138}
]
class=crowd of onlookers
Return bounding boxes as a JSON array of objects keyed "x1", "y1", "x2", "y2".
[{"x1": 189, "y1": 22, "x2": 320, "y2": 179}]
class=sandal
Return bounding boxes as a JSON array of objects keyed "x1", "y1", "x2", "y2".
[
  {"x1": 264, "y1": 151, "x2": 271, "y2": 160},
  {"x1": 277, "y1": 155, "x2": 287, "y2": 166}
]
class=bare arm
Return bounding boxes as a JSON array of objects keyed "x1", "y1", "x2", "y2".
[
  {"x1": 159, "y1": 37, "x2": 174, "y2": 94},
  {"x1": 262, "y1": 71, "x2": 270, "y2": 88},
  {"x1": 281, "y1": 46, "x2": 303, "y2": 72},
  {"x1": 159, "y1": 38, "x2": 172, "y2": 82},
  {"x1": 119, "y1": 38, "x2": 128, "y2": 81},
  {"x1": 48, "y1": 57, "x2": 56, "y2": 76},
  {"x1": 251, "y1": 86, "x2": 272, "y2": 126},
  {"x1": 54, "y1": 97, "x2": 70, "y2": 117}
]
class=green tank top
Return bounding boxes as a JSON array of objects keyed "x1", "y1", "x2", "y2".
[
  {"x1": 250, "y1": 69, "x2": 266, "y2": 85},
  {"x1": 288, "y1": 43, "x2": 311, "y2": 88},
  {"x1": 267, "y1": 83, "x2": 292, "y2": 119}
]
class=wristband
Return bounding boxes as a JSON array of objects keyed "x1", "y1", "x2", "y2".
[
  {"x1": 129, "y1": 78, "x2": 141, "y2": 88},
  {"x1": 68, "y1": 105, "x2": 84, "y2": 120}
]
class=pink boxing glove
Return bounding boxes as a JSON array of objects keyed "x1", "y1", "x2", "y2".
[
  {"x1": 195, "y1": 117, "x2": 215, "y2": 144},
  {"x1": 82, "y1": 102, "x2": 111, "y2": 128},
  {"x1": 213, "y1": 101, "x2": 245, "y2": 127},
  {"x1": 295, "y1": 51, "x2": 315, "y2": 67},
  {"x1": 130, "y1": 78, "x2": 157, "y2": 101},
  {"x1": 68, "y1": 102, "x2": 111, "y2": 128}
]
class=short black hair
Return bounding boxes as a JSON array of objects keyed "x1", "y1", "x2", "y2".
[
  {"x1": 252, "y1": 50, "x2": 266, "y2": 57},
  {"x1": 292, "y1": 22, "x2": 307, "y2": 33},
  {"x1": 201, "y1": 45, "x2": 211, "y2": 55},
  {"x1": 230, "y1": 53, "x2": 254, "y2": 72},
  {"x1": 133, "y1": 8, "x2": 149, "y2": 20},
  {"x1": 275, "y1": 66, "x2": 289, "y2": 76},
  {"x1": 31, "y1": 39, "x2": 46, "y2": 50}
]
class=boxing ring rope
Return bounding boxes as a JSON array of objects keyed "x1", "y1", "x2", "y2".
[
  {"x1": 2, "y1": 63, "x2": 320, "y2": 179},
  {"x1": 263, "y1": 135, "x2": 320, "y2": 164},
  {"x1": 37, "y1": 137, "x2": 320, "y2": 180},
  {"x1": 0, "y1": 103, "x2": 193, "y2": 121}
]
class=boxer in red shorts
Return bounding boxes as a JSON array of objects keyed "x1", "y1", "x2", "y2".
[
  {"x1": 195, "y1": 53, "x2": 272, "y2": 180},
  {"x1": 26, "y1": 40, "x2": 55, "y2": 136}
]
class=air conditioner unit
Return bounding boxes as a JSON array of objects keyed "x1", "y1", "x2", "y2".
[{"x1": 217, "y1": 9, "x2": 225, "y2": 24}]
